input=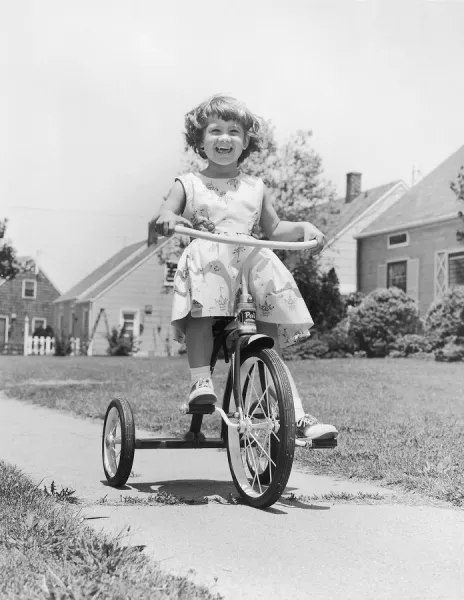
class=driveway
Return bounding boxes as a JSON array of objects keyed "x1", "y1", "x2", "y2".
[{"x1": 1, "y1": 392, "x2": 463, "y2": 599}]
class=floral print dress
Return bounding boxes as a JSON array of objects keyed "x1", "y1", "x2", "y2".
[{"x1": 171, "y1": 172, "x2": 314, "y2": 348}]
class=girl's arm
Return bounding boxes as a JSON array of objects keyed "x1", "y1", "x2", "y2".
[
  {"x1": 259, "y1": 186, "x2": 326, "y2": 254},
  {"x1": 151, "y1": 180, "x2": 192, "y2": 236}
]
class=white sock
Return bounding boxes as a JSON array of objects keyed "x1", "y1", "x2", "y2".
[{"x1": 190, "y1": 366, "x2": 211, "y2": 384}]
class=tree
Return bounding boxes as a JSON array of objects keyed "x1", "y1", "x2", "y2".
[
  {"x1": 451, "y1": 166, "x2": 464, "y2": 241},
  {"x1": 0, "y1": 219, "x2": 19, "y2": 280}
]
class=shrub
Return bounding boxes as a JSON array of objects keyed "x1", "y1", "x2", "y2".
[
  {"x1": 283, "y1": 322, "x2": 358, "y2": 360},
  {"x1": 107, "y1": 326, "x2": 139, "y2": 357},
  {"x1": 324, "y1": 320, "x2": 359, "y2": 355},
  {"x1": 389, "y1": 334, "x2": 434, "y2": 357},
  {"x1": 435, "y1": 337, "x2": 464, "y2": 362},
  {"x1": 424, "y1": 288, "x2": 464, "y2": 343},
  {"x1": 288, "y1": 259, "x2": 345, "y2": 331},
  {"x1": 54, "y1": 335, "x2": 73, "y2": 356},
  {"x1": 343, "y1": 291, "x2": 365, "y2": 311},
  {"x1": 348, "y1": 288, "x2": 420, "y2": 357},
  {"x1": 32, "y1": 325, "x2": 55, "y2": 338}
]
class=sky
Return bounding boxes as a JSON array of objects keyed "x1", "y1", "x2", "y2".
[{"x1": 2, "y1": 0, "x2": 464, "y2": 293}]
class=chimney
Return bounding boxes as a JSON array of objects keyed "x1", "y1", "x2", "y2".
[
  {"x1": 148, "y1": 219, "x2": 158, "y2": 246},
  {"x1": 345, "y1": 172, "x2": 362, "y2": 203}
]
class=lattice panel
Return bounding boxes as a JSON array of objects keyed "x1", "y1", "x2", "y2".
[{"x1": 434, "y1": 251, "x2": 448, "y2": 299}]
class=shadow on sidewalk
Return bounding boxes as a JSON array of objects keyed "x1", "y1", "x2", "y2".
[{"x1": 126, "y1": 479, "x2": 330, "y2": 513}]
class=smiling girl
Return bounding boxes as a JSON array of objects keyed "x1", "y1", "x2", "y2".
[{"x1": 153, "y1": 94, "x2": 338, "y2": 442}]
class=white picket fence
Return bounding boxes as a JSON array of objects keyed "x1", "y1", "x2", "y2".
[
  {"x1": 26, "y1": 335, "x2": 55, "y2": 356},
  {"x1": 23, "y1": 316, "x2": 81, "y2": 356},
  {"x1": 25, "y1": 335, "x2": 82, "y2": 356}
]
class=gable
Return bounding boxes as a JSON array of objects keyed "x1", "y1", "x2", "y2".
[
  {"x1": 0, "y1": 268, "x2": 60, "y2": 296},
  {"x1": 359, "y1": 144, "x2": 464, "y2": 237},
  {"x1": 55, "y1": 240, "x2": 147, "y2": 302},
  {"x1": 77, "y1": 243, "x2": 165, "y2": 302},
  {"x1": 313, "y1": 181, "x2": 404, "y2": 242}
]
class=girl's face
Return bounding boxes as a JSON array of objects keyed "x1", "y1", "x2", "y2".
[{"x1": 201, "y1": 116, "x2": 248, "y2": 166}]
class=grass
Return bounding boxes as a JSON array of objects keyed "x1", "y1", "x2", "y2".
[
  {"x1": 1, "y1": 355, "x2": 464, "y2": 506},
  {"x1": 0, "y1": 460, "x2": 222, "y2": 600}
]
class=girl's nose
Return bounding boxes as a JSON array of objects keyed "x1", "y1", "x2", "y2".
[{"x1": 218, "y1": 133, "x2": 231, "y2": 142}]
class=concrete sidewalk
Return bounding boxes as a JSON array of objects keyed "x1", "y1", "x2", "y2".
[{"x1": 1, "y1": 392, "x2": 464, "y2": 599}]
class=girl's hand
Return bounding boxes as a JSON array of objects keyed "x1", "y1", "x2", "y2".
[
  {"x1": 302, "y1": 223, "x2": 326, "y2": 255},
  {"x1": 152, "y1": 211, "x2": 192, "y2": 237},
  {"x1": 193, "y1": 216, "x2": 216, "y2": 233}
]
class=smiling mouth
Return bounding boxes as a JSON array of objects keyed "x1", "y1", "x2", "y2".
[{"x1": 216, "y1": 147, "x2": 233, "y2": 154}]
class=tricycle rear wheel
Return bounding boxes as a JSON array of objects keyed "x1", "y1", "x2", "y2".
[{"x1": 102, "y1": 398, "x2": 135, "y2": 487}]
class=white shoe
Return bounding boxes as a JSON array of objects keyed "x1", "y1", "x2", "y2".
[
  {"x1": 296, "y1": 414, "x2": 338, "y2": 440},
  {"x1": 188, "y1": 377, "x2": 217, "y2": 405}
]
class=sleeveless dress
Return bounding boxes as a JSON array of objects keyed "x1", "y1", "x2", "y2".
[{"x1": 171, "y1": 172, "x2": 314, "y2": 348}]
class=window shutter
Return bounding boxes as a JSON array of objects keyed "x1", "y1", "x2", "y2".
[
  {"x1": 407, "y1": 258, "x2": 419, "y2": 303},
  {"x1": 377, "y1": 264, "x2": 387, "y2": 289}
]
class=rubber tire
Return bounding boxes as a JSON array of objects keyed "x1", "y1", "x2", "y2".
[
  {"x1": 225, "y1": 348, "x2": 295, "y2": 509},
  {"x1": 102, "y1": 398, "x2": 135, "y2": 487}
]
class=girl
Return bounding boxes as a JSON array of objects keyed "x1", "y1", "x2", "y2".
[{"x1": 153, "y1": 94, "x2": 337, "y2": 442}]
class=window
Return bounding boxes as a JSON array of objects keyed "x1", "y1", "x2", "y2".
[
  {"x1": 164, "y1": 262, "x2": 177, "y2": 286},
  {"x1": 121, "y1": 311, "x2": 137, "y2": 335},
  {"x1": 22, "y1": 279, "x2": 37, "y2": 299},
  {"x1": 387, "y1": 260, "x2": 407, "y2": 293},
  {"x1": 0, "y1": 316, "x2": 8, "y2": 344},
  {"x1": 448, "y1": 251, "x2": 464, "y2": 287},
  {"x1": 32, "y1": 318, "x2": 47, "y2": 333},
  {"x1": 388, "y1": 232, "x2": 409, "y2": 248}
]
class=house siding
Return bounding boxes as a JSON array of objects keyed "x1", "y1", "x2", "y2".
[
  {"x1": 358, "y1": 218, "x2": 462, "y2": 315},
  {"x1": 88, "y1": 252, "x2": 175, "y2": 357},
  {"x1": 0, "y1": 270, "x2": 60, "y2": 348},
  {"x1": 321, "y1": 184, "x2": 407, "y2": 293}
]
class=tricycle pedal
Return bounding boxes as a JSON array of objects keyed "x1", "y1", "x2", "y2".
[
  {"x1": 313, "y1": 438, "x2": 338, "y2": 449},
  {"x1": 295, "y1": 438, "x2": 338, "y2": 449}
]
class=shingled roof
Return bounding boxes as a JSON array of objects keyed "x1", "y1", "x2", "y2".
[
  {"x1": 54, "y1": 240, "x2": 147, "y2": 302},
  {"x1": 357, "y1": 144, "x2": 464, "y2": 238},
  {"x1": 312, "y1": 180, "x2": 404, "y2": 242},
  {"x1": 77, "y1": 243, "x2": 162, "y2": 302}
]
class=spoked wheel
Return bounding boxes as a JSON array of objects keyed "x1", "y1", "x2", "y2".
[
  {"x1": 102, "y1": 398, "x2": 135, "y2": 487},
  {"x1": 226, "y1": 348, "x2": 295, "y2": 508}
]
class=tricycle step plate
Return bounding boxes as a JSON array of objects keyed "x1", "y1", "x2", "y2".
[{"x1": 135, "y1": 437, "x2": 226, "y2": 449}]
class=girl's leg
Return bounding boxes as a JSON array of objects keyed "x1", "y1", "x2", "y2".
[
  {"x1": 185, "y1": 315, "x2": 217, "y2": 404},
  {"x1": 256, "y1": 322, "x2": 305, "y2": 419},
  {"x1": 256, "y1": 322, "x2": 338, "y2": 440}
]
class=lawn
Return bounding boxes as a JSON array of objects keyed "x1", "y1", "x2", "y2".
[{"x1": 1, "y1": 355, "x2": 464, "y2": 506}]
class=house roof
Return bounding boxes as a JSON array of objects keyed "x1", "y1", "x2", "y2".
[
  {"x1": 357, "y1": 144, "x2": 464, "y2": 238},
  {"x1": 55, "y1": 240, "x2": 147, "y2": 302},
  {"x1": 312, "y1": 181, "x2": 403, "y2": 242},
  {"x1": 77, "y1": 243, "x2": 161, "y2": 302}
]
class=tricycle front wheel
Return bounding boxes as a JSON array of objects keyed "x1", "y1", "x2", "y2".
[{"x1": 225, "y1": 348, "x2": 295, "y2": 509}]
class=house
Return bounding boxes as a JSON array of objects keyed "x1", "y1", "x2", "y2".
[
  {"x1": 315, "y1": 173, "x2": 408, "y2": 294},
  {"x1": 356, "y1": 144, "x2": 464, "y2": 315},
  {"x1": 0, "y1": 258, "x2": 60, "y2": 352},
  {"x1": 53, "y1": 230, "x2": 179, "y2": 357}
]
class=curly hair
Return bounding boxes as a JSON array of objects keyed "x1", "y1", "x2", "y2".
[{"x1": 184, "y1": 94, "x2": 263, "y2": 164}]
